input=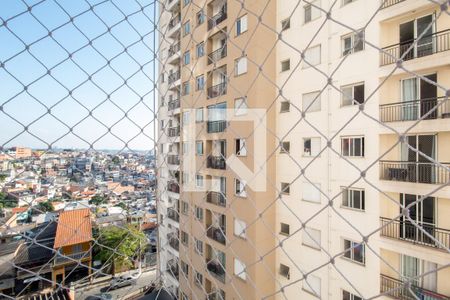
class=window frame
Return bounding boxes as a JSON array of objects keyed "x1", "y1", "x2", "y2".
[
  {"x1": 341, "y1": 187, "x2": 365, "y2": 211},
  {"x1": 281, "y1": 59, "x2": 291, "y2": 72},
  {"x1": 236, "y1": 14, "x2": 248, "y2": 36},
  {"x1": 235, "y1": 57, "x2": 248, "y2": 76},
  {"x1": 341, "y1": 136, "x2": 365, "y2": 157},
  {"x1": 303, "y1": 45, "x2": 321, "y2": 68},
  {"x1": 235, "y1": 178, "x2": 247, "y2": 197},
  {"x1": 341, "y1": 82, "x2": 365, "y2": 106},
  {"x1": 342, "y1": 238, "x2": 365, "y2": 265}
]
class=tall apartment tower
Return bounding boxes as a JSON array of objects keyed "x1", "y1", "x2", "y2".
[
  {"x1": 157, "y1": 0, "x2": 278, "y2": 299},
  {"x1": 275, "y1": 0, "x2": 450, "y2": 299}
]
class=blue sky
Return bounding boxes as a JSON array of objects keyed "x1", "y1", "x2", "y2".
[{"x1": 0, "y1": 0, "x2": 158, "y2": 151}]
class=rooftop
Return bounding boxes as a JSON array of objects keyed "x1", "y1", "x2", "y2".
[{"x1": 54, "y1": 209, "x2": 92, "y2": 249}]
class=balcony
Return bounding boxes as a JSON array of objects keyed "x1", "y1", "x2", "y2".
[
  {"x1": 380, "y1": 274, "x2": 448, "y2": 300},
  {"x1": 380, "y1": 97, "x2": 450, "y2": 123},
  {"x1": 207, "y1": 120, "x2": 227, "y2": 133},
  {"x1": 379, "y1": 161, "x2": 450, "y2": 185},
  {"x1": 208, "y1": 46, "x2": 227, "y2": 65},
  {"x1": 380, "y1": 30, "x2": 450, "y2": 66},
  {"x1": 167, "y1": 234, "x2": 179, "y2": 251},
  {"x1": 167, "y1": 208, "x2": 180, "y2": 222},
  {"x1": 167, "y1": 259, "x2": 179, "y2": 280},
  {"x1": 207, "y1": 82, "x2": 227, "y2": 99},
  {"x1": 167, "y1": 181, "x2": 180, "y2": 194},
  {"x1": 54, "y1": 251, "x2": 91, "y2": 265},
  {"x1": 206, "y1": 191, "x2": 226, "y2": 207},
  {"x1": 168, "y1": 98, "x2": 180, "y2": 111},
  {"x1": 380, "y1": 0, "x2": 405, "y2": 9},
  {"x1": 207, "y1": 226, "x2": 226, "y2": 245},
  {"x1": 206, "y1": 291, "x2": 225, "y2": 300},
  {"x1": 380, "y1": 217, "x2": 450, "y2": 249},
  {"x1": 167, "y1": 154, "x2": 180, "y2": 165},
  {"x1": 168, "y1": 71, "x2": 181, "y2": 84},
  {"x1": 206, "y1": 260, "x2": 226, "y2": 282},
  {"x1": 168, "y1": 14, "x2": 181, "y2": 31},
  {"x1": 168, "y1": 126, "x2": 180, "y2": 137},
  {"x1": 207, "y1": 7, "x2": 227, "y2": 31},
  {"x1": 207, "y1": 155, "x2": 226, "y2": 170}
]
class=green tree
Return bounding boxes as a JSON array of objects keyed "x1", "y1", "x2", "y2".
[
  {"x1": 0, "y1": 174, "x2": 7, "y2": 183},
  {"x1": 115, "y1": 202, "x2": 127, "y2": 210},
  {"x1": 89, "y1": 195, "x2": 107, "y2": 206},
  {"x1": 35, "y1": 201, "x2": 54, "y2": 213},
  {"x1": 0, "y1": 193, "x2": 17, "y2": 209},
  {"x1": 111, "y1": 156, "x2": 120, "y2": 165},
  {"x1": 94, "y1": 225, "x2": 146, "y2": 273}
]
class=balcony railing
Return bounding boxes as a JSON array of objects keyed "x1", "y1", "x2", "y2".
[
  {"x1": 379, "y1": 161, "x2": 450, "y2": 185},
  {"x1": 168, "y1": 126, "x2": 180, "y2": 137},
  {"x1": 207, "y1": 120, "x2": 227, "y2": 133},
  {"x1": 380, "y1": 30, "x2": 450, "y2": 66},
  {"x1": 207, "y1": 8, "x2": 227, "y2": 30},
  {"x1": 207, "y1": 155, "x2": 226, "y2": 170},
  {"x1": 380, "y1": 0, "x2": 406, "y2": 9},
  {"x1": 167, "y1": 208, "x2": 180, "y2": 222},
  {"x1": 167, "y1": 259, "x2": 179, "y2": 280},
  {"x1": 207, "y1": 226, "x2": 226, "y2": 245},
  {"x1": 207, "y1": 82, "x2": 227, "y2": 98},
  {"x1": 168, "y1": 71, "x2": 181, "y2": 84},
  {"x1": 380, "y1": 217, "x2": 450, "y2": 249},
  {"x1": 167, "y1": 181, "x2": 180, "y2": 193},
  {"x1": 168, "y1": 98, "x2": 180, "y2": 111},
  {"x1": 167, "y1": 234, "x2": 179, "y2": 251},
  {"x1": 54, "y1": 251, "x2": 91, "y2": 265},
  {"x1": 206, "y1": 291, "x2": 225, "y2": 300},
  {"x1": 167, "y1": 154, "x2": 180, "y2": 165},
  {"x1": 206, "y1": 259, "x2": 226, "y2": 282},
  {"x1": 168, "y1": 42, "x2": 180, "y2": 57},
  {"x1": 380, "y1": 97, "x2": 450, "y2": 123},
  {"x1": 208, "y1": 46, "x2": 227, "y2": 65},
  {"x1": 380, "y1": 274, "x2": 449, "y2": 300},
  {"x1": 168, "y1": 14, "x2": 181, "y2": 30},
  {"x1": 206, "y1": 191, "x2": 226, "y2": 207}
]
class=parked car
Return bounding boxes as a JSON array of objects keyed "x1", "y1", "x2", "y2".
[
  {"x1": 85, "y1": 293, "x2": 112, "y2": 300},
  {"x1": 109, "y1": 275, "x2": 137, "y2": 290}
]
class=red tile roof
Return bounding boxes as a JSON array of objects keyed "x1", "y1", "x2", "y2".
[
  {"x1": 54, "y1": 209, "x2": 92, "y2": 249},
  {"x1": 12, "y1": 207, "x2": 28, "y2": 214}
]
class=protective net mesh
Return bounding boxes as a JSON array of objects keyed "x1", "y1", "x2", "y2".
[{"x1": 0, "y1": 0, "x2": 449, "y2": 299}]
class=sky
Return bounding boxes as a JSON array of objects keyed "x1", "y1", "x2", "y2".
[{"x1": 0, "y1": 0, "x2": 158, "y2": 151}]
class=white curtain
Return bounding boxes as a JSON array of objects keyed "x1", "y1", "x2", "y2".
[{"x1": 401, "y1": 78, "x2": 418, "y2": 120}]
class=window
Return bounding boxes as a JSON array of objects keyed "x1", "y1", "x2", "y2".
[
  {"x1": 234, "y1": 258, "x2": 246, "y2": 280},
  {"x1": 196, "y1": 11, "x2": 205, "y2": 25},
  {"x1": 304, "y1": 0, "x2": 321, "y2": 24},
  {"x1": 181, "y1": 201, "x2": 189, "y2": 214},
  {"x1": 196, "y1": 75, "x2": 204, "y2": 90},
  {"x1": 234, "y1": 98, "x2": 248, "y2": 116},
  {"x1": 303, "y1": 137, "x2": 320, "y2": 157},
  {"x1": 182, "y1": 142, "x2": 189, "y2": 154},
  {"x1": 235, "y1": 57, "x2": 247, "y2": 76},
  {"x1": 236, "y1": 15, "x2": 248, "y2": 36},
  {"x1": 195, "y1": 205, "x2": 203, "y2": 220},
  {"x1": 196, "y1": 141, "x2": 203, "y2": 155},
  {"x1": 302, "y1": 182, "x2": 321, "y2": 203},
  {"x1": 343, "y1": 239, "x2": 365, "y2": 264},
  {"x1": 161, "y1": 73, "x2": 165, "y2": 83},
  {"x1": 281, "y1": 182, "x2": 290, "y2": 195},
  {"x1": 181, "y1": 231, "x2": 189, "y2": 245},
  {"x1": 182, "y1": 81, "x2": 190, "y2": 95},
  {"x1": 195, "y1": 271, "x2": 203, "y2": 286},
  {"x1": 281, "y1": 18, "x2": 291, "y2": 31},
  {"x1": 181, "y1": 260, "x2": 189, "y2": 275},
  {"x1": 235, "y1": 178, "x2": 246, "y2": 197},
  {"x1": 183, "y1": 0, "x2": 190, "y2": 6},
  {"x1": 343, "y1": 290, "x2": 362, "y2": 300},
  {"x1": 235, "y1": 138, "x2": 247, "y2": 156},
  {"x1": 196, "y1": 174, "x2": 204, "y2": 187},
  {"x1": 183, "y1": 111, "x2": 190, "y2": 124},
  {"x1": 303, "y1": 45, "x2": 321, "y2": 68},
  {"x1": 280, "y1": 101, "x2": 290, "y2": 113},
  {"x1": 196, "y1": 42, "x2": 205, "y2": 57},
  {"x1": 281, "y1": 59, "x2": 290, "y2": 72},
  {"x1": 303, "y1": 274, "x2": 321, "y2": 297},
  {"x1": 234, "y1": 219, "x2": 246, "y2": 238},
  {"x1": 341, "y1": 83, "x2": 364, "y2": 106},
  {"x1": 302, "y1": 227, "x2": 321, "y2": 249},
  {"x1": 280, "y1": 141, "x2": 290, "y2": 153},
  {"x1": 183, "y1": 51, "x2": 190, "y2": 65},
  {"x1": 183, "y1": 21, "x2": 191, "y2": 36},
  {"x1": 342, "y1": 188, "x2": 365, "y2": 211},
  {"x1": 195, "y1": 238, "x2": 203, "y2": 254},
  {"x1": 342, "y1": 30, "x2": 365, "y2": 55},
  {"x1": 302, "y1": 91, "x2": 321, "y2": 112},
  {"x1": 341, "y1": 136, "x2": 364, "y2": 157},
  {"x1": 196, "y1": 108, "x2": 203, "y2": 122},
  {"x1": 279, "y1": 264, "x2": 290, "y2": 279},
  {"x1": 280, "y1": 223, "x2": 290, "y2": 235},
  {"x1": 182, "y1": 172, "x2": 189, "y2": 184},
  {"x1": 342, "y1": 0, "x2": 357, "y2": 6}
]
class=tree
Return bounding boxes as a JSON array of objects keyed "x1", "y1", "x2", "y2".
[
  {"x1": 35, "y1": 201, "x2": 54, "y2": 213},
  {"x1": 115, "y1": 202, "x2": 127, "y2": 210},
  {"x1": 89, "y1": 195, "x2": 107, "y2": 206},
  {"x1": 94, "y1": 225, "x2": 147, "y2": 274},
  {"x1": 0, "y1": 193, "x2": 17, "y2": 209},
  {"x1": 0, "y1": 174, "x2": 7, "y2": 183},
  {"x1": 112, "y1": 156, "x2": 120, "y2": 165}
]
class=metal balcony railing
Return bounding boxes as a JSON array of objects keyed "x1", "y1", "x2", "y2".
[
  {"x1": 208, "y1": 46, "x2": 227, "y2": 65},
  {"x1": 168, "y1": 14, "x2": 181, "y2": 30},
  {"x1": 168, "y1": 42, "x2": 181, "y2": 57},
  {"x1": 167, "y1": 259, "x2": 179, "y2": 280},
  {"x1": 54, "y1": 251, "x2": 91, "y2": 265},
  {"x1": 380, "y1": 274, "x2": 449, "y2": 300},
  {"x1": 167, "y1": 234, "x2": 180, "y2": 251},
  {"x1": 206, "y1": 259, "x2": 226, "y2": 282},
  {"x1": 380, "y1": 0, "x2": 406, "y2": 9},
  {"x1": 207, "y1": 8, "x2": 227, "y2": 30},
  {"x1": 167, "y1": 208, "x2": 180, "y2": 222},
  {"x1": 168, "y1": 181, "x2": 180, "y2": 194},
  {"x1": 206, "y1": 291, "x2": 225, "y2": 300},
  {"x1": 380, "y1": 30, "x2": 450, "y2": 66},
  {"x1": 379, "y1": 97, "x2": 450, "y2": 122},
  {"x1": 168, "y1": 71, "x2": 181, "y2": 84},
  {"x1": 206, "y1": 191, "x2": 226, "y2": 207},
  {"x1": 167, "y1": 154, "x2": 180, "y2": 165},
  {"x1": 207, "y1": 155, "x2": 226, "y2": 170},
  {"x1": 207, "y1": 82, "x2": 227, "y2": 98},
  {"x1": 168, "y1": 98, "x2": 180, "y2": 111},
  {"x1": 168, "y1": 126, "x2": 180, "y2": 137},
  {"x1": 380, "y1": 217, "x2": 450, "y2": 249},
  {"x1": 379, "y1": 161, "x2": 450, "y2": 185},
  {"x1": 207, "y1": 226, "x2": 226, "y2": 245},
  {"x1": 207, "y1": 120, "x2": 227, "y2": 133}
]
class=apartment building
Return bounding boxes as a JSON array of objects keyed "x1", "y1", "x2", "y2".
[{"x1": 276, "y1": 0, "x2": 449, "y2": 300}]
